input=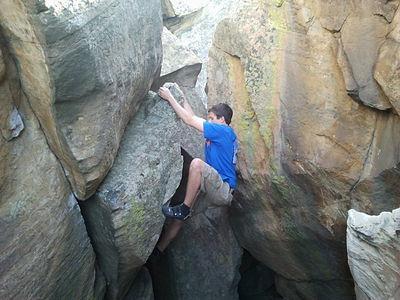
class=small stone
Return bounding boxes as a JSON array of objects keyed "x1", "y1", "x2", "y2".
[{"x1": 8, "y1": 107, "x2": 24, "y2": 140}]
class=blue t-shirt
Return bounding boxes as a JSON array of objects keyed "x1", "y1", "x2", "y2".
[{"x1": 203, "y1": 121, "x2": 238, "y2": 189}]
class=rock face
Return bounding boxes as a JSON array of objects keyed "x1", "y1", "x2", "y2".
[
  {"x1": 162, "y1": 0, "x2": 245, "y2": 105},
  {"x1": 124, "y1": 267, "x2": 154, "y2": 300},
  {"x1": 0, "y1": 43, "x2": 95, "y2": 299},
  {"x1": 151, "y1": 26, "x2": 206, "y2": 159},
  {"x1": 151, "y1": 31, "x2": 241, "y2": 299},
  {"x1": 162, "y1": 186, "x2": 242, "y2": 300},
  {"x1": 153, "y1": 27, "x2": 202, "y2": 92},
  {"x1": 0, "y1": 0, "x2": 162, "y2": 200},
  {"x1": 80, "y1": 84, "x2": 199, "y2": 300},
  {"x1": 347, "y1": 209, "x2": 400, "y2": 300},
  {"x1": 207, "y1": 0, "x2": 400, "y2": 298},
  {"x1": 375, "y1": 7, "x2": 400, "y2": 115}
]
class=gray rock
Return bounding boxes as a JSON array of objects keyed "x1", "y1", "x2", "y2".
[
  {"x1": 124, "y1": 267, "x2": 154, "y2": 300},
  {"x1": 0, "y1": 48, "x2": 5, "y2": 82},
  {"x1": 165, "y1": 0, "x2": 246, "y2": 106},
  {"x1": 0, "y1": 0, "x2": 163, "y2": 200},
  {"x1": 80, "y1": 88, "x2": 187, "y2": 300},
  {"x1": 155, "y1": 27, "x2": 202, "y2": 89},
  {"x1": 347, "y1": 209, "x2": 400, "y2": 300},
  {"x1": 152, "y1": 28, "x2": 206, "y2": 160},
  {"x1": 0, "y1": 97, "x2": 95, "y2": 299},
  {"x1": 5, "y1": 106, "x2": 24, "y2": 141},
  {"x1": 164, "y1": 191, "x2": 242, "y2": 300}
]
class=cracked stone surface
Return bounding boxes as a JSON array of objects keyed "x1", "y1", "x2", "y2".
[
  {"x1": 162, "y1": 0, "x2": 246, "y2": 106},
  {"x1": 0, "y1": 0, "x2": 163, "y2": 200},
  {"x1": 347, "y1": 208, "x2": 400, "y2": 300},
  {"x1": 79, "y1": 84, "x2": 202, "y2": 300},
  {"x1": 0, "y1": 43, "x2": 95, "y2": 298},
  {"x1": 207, "y1": 0, "x2": 400, "y2": 298}
]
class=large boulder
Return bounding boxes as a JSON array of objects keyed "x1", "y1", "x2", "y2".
[
  {"x1": 151, "y1": 26, "x2": 205, "y2": 159},
  {"x1": 207, "y1": 0, "x2": 400, "y2": 298},
  {"x1": 80, "y1": 84, "x2": 197, "y2": 299},
  {"x1": 0, "y1": 44, "x2": 95, "y2": 299},
  {"x1": 163, "y1": 0, "x2": 245, "y2": 105},
  {"x1": 153, "y1": 27, "x2": 202, "y2": 91},
  {"x1": 347, "y1": 209, "x2": 400, "y2": 300},
  {"x1": 160, "y1": 172, "x2": 242, "y2": 300},
  {"x1": 375, "y1": 7, "x2": 400, "y2": 115},
  {"x1": 0, "y1": 0, "x2": 163, "y2": 200},
  {"x1": 151, "y1": 33, "x2": 242, "y2": 298}
]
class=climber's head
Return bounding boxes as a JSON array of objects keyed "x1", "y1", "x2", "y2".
[{"x1": 207, "y1": 103, "x2": 233, "y2": 125}]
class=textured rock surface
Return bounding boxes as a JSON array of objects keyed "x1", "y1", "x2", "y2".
[
  {"x1": 163, "y1": 191, "x2": 242, "y2": 300},
  {"x1": 238, "y1": 250, "x2": 283, "y2": 299},
  {"x1": 207, "y1": 0, "x2": 400, "y2": 298},
  {"x1": 154, "y1": 27, "x2": 202, "y2": 90},
  {"x1": 164, "y1": 0, "x2": 245, "y2": 105},
  {"x1": 0, "y1": 44, "x2": 95, "y2": 299},
  {"x1": 151, "y1": 27, "x2": 205, "y2": 159},
  {"x1": 80, "y1": 85, "x2": 195, "y2": 300},
  {"x1": 347, "y1": 209, "x2": 400, "y2": 300},
  {"x1": 375, "y1": 7, "x2": 400, "y2": 115},
  {"x1": 0, "y1": 0, "x2": 162, "y2": 199},
  {"x1": 124, "y1": 267, "x2": 154, "y2": 300},
  {"x1": 162, "y1": 0, "x2": 208, "y2": 19}
]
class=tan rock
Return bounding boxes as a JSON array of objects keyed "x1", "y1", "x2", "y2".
[
  {"x1": 207, "y1": 0, "x2": 400, "y2": 298},
  {"x1": 0, "y1": 63, "x2": 95, "y2": 299},
  {"x1": 375, "y1": 8, "x2": 400, "y2": 115},
  {"x1": 341, "y1": 8, "x2": 392, "y2": 110}
]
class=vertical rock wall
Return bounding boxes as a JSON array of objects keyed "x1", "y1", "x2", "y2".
[
  {"x1": 207, "y1": 0, "x2": 400, "y2": 298},
  {"x1": 0, "y1": 0, "x2": 163, "y2": 298},
  {"x1": 0, "y1": 41, "x2": 95, "y2": 299}
]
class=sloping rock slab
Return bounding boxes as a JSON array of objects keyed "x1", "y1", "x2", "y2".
[{"x1": 80, "y1": 88, "x2": 186, "y2": 299}]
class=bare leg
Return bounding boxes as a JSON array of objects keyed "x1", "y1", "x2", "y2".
[
  {"x1": 156, "y1": 219, "x2": 184, "y2": 252},
  {"x1": 183, "y1": 158, "x2": 204, "y2": 208}
]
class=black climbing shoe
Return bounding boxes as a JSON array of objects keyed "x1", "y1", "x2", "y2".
[{"x1": 162, "y1": 202, "x2": 191, "y2": 220}]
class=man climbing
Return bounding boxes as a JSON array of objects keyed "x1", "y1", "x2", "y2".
[{"x1": 152, "y1": 85, "x2": 237, "y2": 254}]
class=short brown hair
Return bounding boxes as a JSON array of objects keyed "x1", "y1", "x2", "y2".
[{"x1": 208, "y1": 103, "x2": 233, "y2": 125}]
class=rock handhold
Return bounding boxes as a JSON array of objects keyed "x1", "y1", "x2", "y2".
[{"x1": 347, "y1": 208, "x2": 400, "y2": 300}]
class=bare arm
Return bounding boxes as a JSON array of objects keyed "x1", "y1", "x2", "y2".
[
  {"x1": 183, "y1": 95, "x2": 195, "y2": 117},
  {"x1": 158, "y1": 87, "x2": 205, "y2": 132}
]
